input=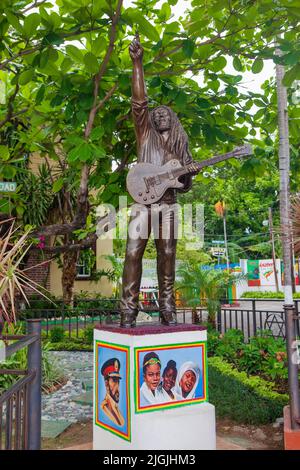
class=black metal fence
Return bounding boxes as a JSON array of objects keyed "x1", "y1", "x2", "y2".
[
  {"x1": 0, "y1": 320, "x2": 41, "y2": 450},
  {"x1": 20, "y1": 299, "x2": 203, "y2": 338},
  {"x1": 18, "y1": 298, "x2": 300, "y2": 343},
  {"x1": 217, "y1": 299, "x2": 300, "y2": 341}
]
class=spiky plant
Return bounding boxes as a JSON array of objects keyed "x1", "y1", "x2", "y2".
[
  {"x1": 176, "y1": 262, "x2": 245, "y2": 326},
  {"x1": 0, "y1": 218, "x2": 53, "y2": 324}
]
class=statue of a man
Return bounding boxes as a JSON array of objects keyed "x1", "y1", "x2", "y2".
[{"x1": 120, "y1": 35, "x2": 196, "y2": 328}]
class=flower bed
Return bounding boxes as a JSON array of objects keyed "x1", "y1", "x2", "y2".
[{"x1": 207, "y1": 327, "x2": 290, "y2": 423}]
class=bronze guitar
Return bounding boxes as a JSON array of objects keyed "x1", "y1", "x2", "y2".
[{"x1": 126, "y1": 144, "x2": 253, "y2": 204}]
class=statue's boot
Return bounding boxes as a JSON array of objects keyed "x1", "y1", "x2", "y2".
[
  {"x1": 161, "y1": 311, "x2": 177, "y2": 326},
  {"x1": 120, "y1": 310, "x2": 138, "y2": 328}
]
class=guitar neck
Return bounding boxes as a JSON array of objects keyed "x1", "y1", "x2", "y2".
[{"x1": 174, "y1": 148, "x2": 245, "y2": 178}]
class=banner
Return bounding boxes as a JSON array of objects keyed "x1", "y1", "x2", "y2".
[
  {"x1": 247, "y1": 260, "x2": 260, "y2": 286},
  {"x1": 259, "y1": 260, "x2": 276, "y2": 286}
]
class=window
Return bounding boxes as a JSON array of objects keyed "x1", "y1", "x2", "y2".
[{"x1": 76, "y1": 248, "x2": 96, "y2": 279}]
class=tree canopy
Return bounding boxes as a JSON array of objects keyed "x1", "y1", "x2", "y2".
[{"x1": 0, "y1": 0, "x2": 299, "y2": 260}]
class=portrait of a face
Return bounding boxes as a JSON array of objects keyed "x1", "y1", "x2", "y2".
[
  {"x1": 136, "y1": 342, "x2": 207, "y2": 413},
  {"x1": 152, "y1": 107, "x2": 171, "y2": 132},
  {"x1": 95, "y1": 342, "x2": 130, "y2": 441}
]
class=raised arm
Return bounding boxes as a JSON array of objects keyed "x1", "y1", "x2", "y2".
[
  {"x1": 129, "y1": 34, "x2": 147, "y2": 102},
  {"x1": 129, "y1": 35, "x2": 150, "y2": 148}
]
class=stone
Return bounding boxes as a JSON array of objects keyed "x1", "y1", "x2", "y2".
[
  {"x1": 275, "y1": 417, "x2": 284, "y2": 425},
  {"x1": 252, "y1": 428, "x2": 267, "y2": 441},
  {"x1": 232, "y1": 425, "x2": 247, "y2": 434}
]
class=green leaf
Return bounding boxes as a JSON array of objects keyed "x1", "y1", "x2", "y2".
[
  {"x1": 94, "y1": 146, "x2": 106, "y2": 159},
  {"x1": 52, "y1": 178, "x2": 64, "y2": 193},
  {"x1": 183, "y1": 39, "x2": 195, "y2": 58},
  {"x1": 211, "y1": 56, "x2": 227, "y2": 72},
  {"x1": 233, "y1": 57, "x2": 243, "y2": 72},
  {"x1": 282, "y1": 64, "x2": 300, "y2": 87},
  {"x1": 23, "y1": 13, "x2": 40, "y2": 37},
  {"x1": 0, "y1": 145, "x2": 10, "y2": 161},
  {"x1": 35, "y1": 84, "x2": 46, "y2": 104},
  {"x1": 90, "y1": 127, "x2": 104, "y2": 141},
  {"x1": 65, "y1": 45, "x2": 84, "y2": 63},
  {"x1": 42, "y1": 32, "x2": 63, "y2": 46},
  {"x1": 84, "y1": 52, "x2": 99, "y2": 74},
  {"x1": 5, "y1": 12, "x2": 23, "y2": 34},
  {"x1": 2, "y1": 165, "x2": 16, "y2": 179},
  {"x1": 79, "y1": 142, "x2": 93, "y2": 162},
  {"x1": 252, "y1": 58, "x2": 264, "y2": 74},
  {"x1": 91, "y1": 35, "x2": 108, "y2": 55},
  {"x1": 126, "y1": 9, "x2": 160, "y2": 42},
  {"x1": 159, "y1": 3, "x2": 171, "y2": 21},
  {"x1": 19, "y1": 69, "x2": 34, "y2": 85}
]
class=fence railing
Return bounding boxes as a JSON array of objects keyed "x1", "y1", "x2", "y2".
[
  {"x1": 19, "y1": 297, "x2": 300, "y2": 342},
  {"x1": 217, "y1": 298, "x2": 300, "y2": 341},
  {"x1": 0, "y1": 320, "x2": 41, "y2": 450},
  {"x1": 20, "y1": 299, "x2": 204, "y2": 338}
]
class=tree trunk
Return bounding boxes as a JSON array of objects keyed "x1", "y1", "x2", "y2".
[
  {"x1": 276, "y1": 50, "x2": 300, "y2": 429},
  {"x1": 62, "y1": 246, "x2": 79, "y2": 307}
]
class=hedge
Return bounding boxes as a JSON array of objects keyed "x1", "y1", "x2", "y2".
[
  {"x1": 208, "y1": 356, "x2": 289, "y2": 424},
  {"x1": 45, "y1": 341, "x2": 92, "y2": 352},
  {"x1": 241, "y1": 291, "x2": 300, "y2": 299}
]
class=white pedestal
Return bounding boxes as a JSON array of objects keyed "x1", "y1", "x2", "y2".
[{"x1": 93, "y1": 324, "x2": 216, "y2": 450}]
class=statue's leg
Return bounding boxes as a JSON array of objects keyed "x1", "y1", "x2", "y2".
[
  {"x1": 120, "y1": 205, "x2": 151, "y2": 328},
  {"x1": 154, "y1": 204, "x2": 177, "y2": 326}
]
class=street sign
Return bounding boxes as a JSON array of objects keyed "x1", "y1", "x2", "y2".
[
  {"x1": 0, "y1": 182, "x2": 16, "y2": 192},
  {"x1": 210, "y1": 247, "x2": 226, "y2": 257}
]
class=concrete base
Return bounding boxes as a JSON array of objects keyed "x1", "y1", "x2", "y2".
[
  {"x1": 93, "y1": 323, "x2": 216, "y2": 450},
  {"x1": 284, "y1": 405, "x2": 300, "y2": 450},
  {"x1": 94, "y1": 401, "x2": 216, "y2": 450}
]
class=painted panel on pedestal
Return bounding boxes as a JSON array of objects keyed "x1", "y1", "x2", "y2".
[
  {"x1": 134, "y1": 342, "x2": 207, "y2": 413},
  {"x1": 95, "y1": 340, "x2": 131, "y2": 441}
]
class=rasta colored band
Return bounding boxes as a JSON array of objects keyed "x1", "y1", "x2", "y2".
[{"x1": 144, "y1": 358, "x2": 161, "y2": 367}]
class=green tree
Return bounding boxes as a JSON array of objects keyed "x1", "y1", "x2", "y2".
[{"x1": 0, "y1": 0, "x2": 299, "y2": 298}]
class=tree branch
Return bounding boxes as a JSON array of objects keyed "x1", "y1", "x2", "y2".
[{"x1": 35, "y1": 1, "x2": 123, "y2": 240}]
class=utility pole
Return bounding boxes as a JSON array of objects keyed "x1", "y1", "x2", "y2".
[
  {"x1": 269, "y1": 207, "x2": 280, "y2": 292},
  {"x1": 276, "y1": 51, "x2": 300, "y2": 430}
]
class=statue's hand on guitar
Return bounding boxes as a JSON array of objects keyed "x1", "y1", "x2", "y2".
[{"x1": 126, "y1": 144, "x2": 253, "y2": 205}]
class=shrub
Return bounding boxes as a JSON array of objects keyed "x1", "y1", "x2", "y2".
[
  {"x1": 208, "y1": 356, "x2": 288, "y2": 424},
  {"x1": 83, "y1": 326, "x2": 94, "y2": 345},
  {"x1": 46, "y1": 342, "x2": 92, "y2": 351},
  {"x1": 241, "y1": 291, "x2": 300, "y2": 299},
  {"x1": 49, "y1": 326, "x2": 65, "y2": 343},
  {"x1": 215, "y1": 329, "x2": 244, "y2": 362}
]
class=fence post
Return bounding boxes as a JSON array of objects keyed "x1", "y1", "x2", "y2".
[
  {"x1": 252, "y1": 299, "x2": 257, "y2": 336},
  {"x1": 27, "y1": 319, "x2": 42, "y2": 450},
  {"x1": 216, "y1": 303, "x2": 222, "y2": 333}
]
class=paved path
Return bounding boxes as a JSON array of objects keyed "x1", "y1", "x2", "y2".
[{"x1": 42, "y1": 351, "x2": 93, "y2": 424}]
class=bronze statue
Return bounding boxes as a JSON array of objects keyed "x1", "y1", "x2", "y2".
[
  {"x1": 120, "y1": 35, "x2": 251, "y2": 328},
  {"x1": 119, "y1": 34, "x2": 195, "y2": 328}
]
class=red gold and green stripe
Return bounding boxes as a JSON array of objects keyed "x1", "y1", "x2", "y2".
[
  {"x1": 95, "y1": 340, "x2": 131, "y2": 441},
  {"x1": 134, "y1": 341, "x2": 207, "y2": 413}
]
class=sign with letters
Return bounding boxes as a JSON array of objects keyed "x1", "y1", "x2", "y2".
[{"x1": 0, "y1": 182, "x2": 16, "y2": 192}]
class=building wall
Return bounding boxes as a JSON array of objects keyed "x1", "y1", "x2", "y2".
[{"x1": 49, "y1": 237, "x2": 114, "y2": 298}]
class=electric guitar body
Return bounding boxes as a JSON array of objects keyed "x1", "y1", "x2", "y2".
[
  {"x1": 126, "y1": 159, "x2": 184, "y2": 205},
  {"x1": 126, "y1": 144, "x2": 253, "y2": 205}
]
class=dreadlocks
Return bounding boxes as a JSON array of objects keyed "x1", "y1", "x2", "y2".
[{"x1": 149, "y1": 105, "x2": 192, "y2": 162}]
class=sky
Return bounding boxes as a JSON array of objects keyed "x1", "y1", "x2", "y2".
[{"x1": 124, "y1": 0, "x2": 274, "y2": 95}]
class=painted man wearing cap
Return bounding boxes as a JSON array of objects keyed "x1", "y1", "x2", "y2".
[{"x1": 100, "y1": 358, "x2": 125, "y2": 427}]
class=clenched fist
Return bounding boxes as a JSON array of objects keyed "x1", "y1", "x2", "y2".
[{"x1": 129, "y1": 33, "x2": 143, "y2": 62}]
